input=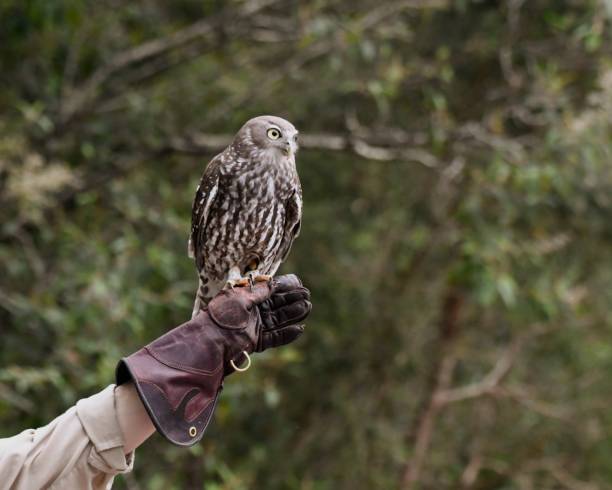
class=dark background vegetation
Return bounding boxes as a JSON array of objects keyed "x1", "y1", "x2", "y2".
[{"x1": 1, "y1": 1, "x2": 611, "y2": 488}]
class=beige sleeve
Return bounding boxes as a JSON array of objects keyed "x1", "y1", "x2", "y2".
[{"x1": 0, "y1": 385, "x2": 135, "y2": 490}]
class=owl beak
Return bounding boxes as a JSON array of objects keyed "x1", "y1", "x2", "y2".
[{"x1": 283, "y1": 140, "x2": 297, "y2": 156}]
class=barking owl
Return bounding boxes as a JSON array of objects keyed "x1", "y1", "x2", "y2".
[{"x1": 188, "y1": 115, "x2": 302, "y2": 318}]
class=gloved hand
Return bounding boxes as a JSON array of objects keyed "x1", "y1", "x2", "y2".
[{"x1": 116, "y1": 274, "x2": 311, "y2": 446}]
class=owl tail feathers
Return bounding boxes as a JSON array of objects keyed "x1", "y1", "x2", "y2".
[{"x1": 191, "y1": 277, "x2": 210, "y2": 319}]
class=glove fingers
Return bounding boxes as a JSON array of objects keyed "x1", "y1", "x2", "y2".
[
  {"x1": 259, "y1": 324, "x2": 305, "y2": 350},
  {"x1": 267, "y1": 287, "x2": 310, "y2": 310},
  {"x1": 271, "y1": 274, "x2": 303, "y2": 294},
  {"x1": 271, "y1": 300, "x2": 312, "y2": 329}
]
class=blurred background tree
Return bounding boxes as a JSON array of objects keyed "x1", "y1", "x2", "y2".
[{"x1": 1, "y1": 0, "x2": 611, "y2": 488}]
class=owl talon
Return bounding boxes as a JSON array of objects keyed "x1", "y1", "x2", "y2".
[
  {"x1": 236, "y1": 278, "x2": 250, "y2": 287},
  {"x1": 246, "y1": 271, "x2": 271, "y2": 286},
  {"x1": 226, "y1": 278, "x2": 250, "y2": 289},
  {"x1": 254, "y1": 274, "x2": 272, "y2": 283}
]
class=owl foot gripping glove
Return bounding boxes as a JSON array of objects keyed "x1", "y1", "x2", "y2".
[{"x1": 116, "y1": 274, "x2": 311, "y2": 446}]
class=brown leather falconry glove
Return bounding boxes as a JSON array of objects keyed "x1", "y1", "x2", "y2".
[{"x1": 115, "y1": 274, "x2": 311, "y2": 446}]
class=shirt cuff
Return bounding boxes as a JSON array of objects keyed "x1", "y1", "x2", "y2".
[{"x1": 76, "y1": 384, "x2": 135, "y2": 474}]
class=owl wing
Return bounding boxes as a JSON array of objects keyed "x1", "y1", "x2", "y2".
[
  {"x1": 276, "y1": 183, "x2": 303, "y2": 264},
  {"x1": 188, "y1": 153, "x2": 224, "y2": 271}
]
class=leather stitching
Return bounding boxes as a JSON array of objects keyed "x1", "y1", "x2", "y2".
[
  {"x1": 139, "y1": 378, "x2": 213, "y2": 419},
  {"x1": 145, "y1": 346, "x2": 223, "y2": 376}
]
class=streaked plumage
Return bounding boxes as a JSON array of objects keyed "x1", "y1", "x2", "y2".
[{"x1": 188, "y1": 115, "x2": 302, "y2": 317}]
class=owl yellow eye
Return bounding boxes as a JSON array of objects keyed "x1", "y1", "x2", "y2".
[{"x1": 267, "y1": 128, "x2": 281, "y2": 140}]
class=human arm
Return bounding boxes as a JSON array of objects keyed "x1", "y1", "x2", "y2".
[
  {"x1": 115, "y1": 381, "x2": 156, "y2": 454},
  {"x1": 0, "y1": 384, "x2": 135, "y2": 490}
]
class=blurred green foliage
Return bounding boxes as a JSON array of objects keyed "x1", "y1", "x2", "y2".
[{"x1": 1, "y1": 1, "x2": 611, "y2": 488}]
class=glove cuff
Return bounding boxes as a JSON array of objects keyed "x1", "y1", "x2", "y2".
[
  {"x1": 116, "y1": 351, "x2": 222, "y2": 446},
  {"x1": 115, "y1": 307, "x2": 257, "y2": 447}
]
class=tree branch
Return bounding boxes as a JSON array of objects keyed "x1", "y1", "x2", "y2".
[
  {"x1": 58, "y1": 0, "x2": 282, "y2": 123},
  {"x1": 162, "y1": 130, "x2": 440, "y2": 167},
  {"x1": 400, "y1": 290, "x2": 462, "y2": 489},
  {"x1": 434, "y1": 325, "x2": 554, "y2": 407},
  {"x1": 433, "y1": 338, "x2": 523, "y2": 405}
]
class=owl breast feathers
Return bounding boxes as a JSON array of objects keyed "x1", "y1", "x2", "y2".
[{"x1": 188, "y1": 115, "x2": 302, "y2": 317}]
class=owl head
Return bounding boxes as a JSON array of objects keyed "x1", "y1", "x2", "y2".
[{"x1": 235, "y1": 115, "x2": 299, "y2": 159}]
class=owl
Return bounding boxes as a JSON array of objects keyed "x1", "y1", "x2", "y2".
[{"x1": 188, "y1": 115, "x2": 302, "y2": 318}]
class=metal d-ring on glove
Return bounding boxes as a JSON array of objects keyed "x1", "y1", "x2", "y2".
[
  {"x1": 229, "y1": 351, "x2": 251, "y2": 372},
  {"x1": 115, "y1": 274, "x2": 311, "y2": 446}
]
